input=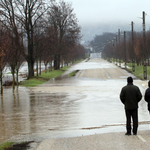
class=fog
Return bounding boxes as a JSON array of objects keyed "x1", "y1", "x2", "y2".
[{"x1": 65, "y1": 0, "x2": 150, "y2": 41}]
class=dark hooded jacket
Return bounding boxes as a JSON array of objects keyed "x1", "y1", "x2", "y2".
[
  {"x1": 120, "y1": 83, "x2": 142, "y2": 109},
  {"x1": 144, "y1": 81, "x2": 150, "y2": 111}
]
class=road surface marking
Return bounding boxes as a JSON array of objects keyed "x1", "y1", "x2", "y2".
[
  {"x1": 137, "y1": 135, "x2": 146, "y2": 142},
  {"x1": 105, "y1": 72, "x2": 111, "y2": 79}
]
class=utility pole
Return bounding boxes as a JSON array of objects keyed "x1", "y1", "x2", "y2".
[
  {"x1": 143, "y1": 11, "x2": 147, "y2": 80},
  {"x1": 131, "y1": 21, "x2": 135, "y2": 72},
  {"x1": 115, "y1": 36, "x2": 118, "y2": 65},
  {"x1": 124, "y1": 31, "x2": 126, "y2": 69},
  {"x1": 118, "y1": 29, "x2": 121, "y2": 67}
]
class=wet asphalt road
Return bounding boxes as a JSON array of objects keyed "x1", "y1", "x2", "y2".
[
  {"x1": 0, "y1": 57, "x2": 150, "y2": 144},
  {"x1": 36, "y1": 130, "x2": 150, "y2": 150}
]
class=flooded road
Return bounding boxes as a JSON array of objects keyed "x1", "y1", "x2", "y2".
[{"x1": 0, "y1": 58, "x2": 149, "y2": 143}]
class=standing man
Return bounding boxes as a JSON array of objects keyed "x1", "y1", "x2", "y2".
[
  {"x1": 144, "y1": 81, "x2": 150, "y2": 113},
  {"x1": 120, "y1": 77, "x2": 142, "y2": 135}
]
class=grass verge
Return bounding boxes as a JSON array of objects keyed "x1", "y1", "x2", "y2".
[
  {"x1": 126, "y1": 63, "x2": 150, "y2": 80},
  {"x1": 110, "y1": 60, "x2": 150, "y2": 80},
  {"x1": 19, "y1": 59, "x2": 85, "y2": 87},
  {"x1": 20, "y1": 66, "x2": 71, "y2": 87}
]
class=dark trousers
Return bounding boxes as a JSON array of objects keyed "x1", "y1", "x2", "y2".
[{"x1": 125, "y1": 109, "x2": 138, "y2": 134}]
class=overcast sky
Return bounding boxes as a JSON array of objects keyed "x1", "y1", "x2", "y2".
[{"x1": 64, "y1": 0, "x2": 150, "y2": 41}]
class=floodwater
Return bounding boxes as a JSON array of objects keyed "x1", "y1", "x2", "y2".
[{"x1": 0, "y1": 57, "x2": 150, "y2": 143}]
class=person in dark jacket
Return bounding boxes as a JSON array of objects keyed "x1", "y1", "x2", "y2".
[
  {"x1": 120, "y1": 77, "x2": 142, "y2": 135},
  {"x1": 144, "y1": 80, "x2": 150, "y2": 113}
]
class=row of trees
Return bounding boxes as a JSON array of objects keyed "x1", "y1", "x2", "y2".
[
  {"x1": 90, "y1": 11, "x2": 150, "y2": 80},
  {"x1": 102, "y1": 31, "x2": 147, "y2": 63},
  {"x1": 102, "y1": 30, "x2": 150, "y2": 78},
  {"x1": 0, "y1": 0, "x2": 85, "y2": 91},
  {"x1": 90, "y1": 32, "x2": 117, "y2": 52}
]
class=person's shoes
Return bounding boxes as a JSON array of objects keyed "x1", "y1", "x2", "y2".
[
  {"x1": 133, "y1": 133, "x2": 137, "y2": 135},
  {"x1": 125, "y1": 132, "x2": 131, "y2": 135}
]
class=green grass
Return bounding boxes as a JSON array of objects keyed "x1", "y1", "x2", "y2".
[
  {"x1": 20, "y1": 60, "x2": 84, "y2": 87},
  {"x1": 74, "y1": 59, "x2": 84, "y2": 63},
  {"x1": 20, "y1": 69, "x2": 67, "y2": 87},
  {"x1": 20, "y1": 77, "x2": 47, "y2": 87},
  {"x1": 61, "y1": 66, "x2": 70, "y2": 71},
  {"x1": 126, "y1": 63, "x2": 150, "y2": 80},
  {"x1": 0, "y1": 141, "x2": 33, "y2": 150},
  {"x1": 69, "y1": 71, "x2": 77, "y2": 77},
  {"x1": 38, "y1": 69, "x2": 65, "y2": 80},
  {"x1": 0, "y1": 142, "x2": 14, "y2": 150},
  {"x1": 20, "y1": 65, "x2": 72, "y2": 87},
  {"x1": 6, "y1": 72, "x2": 12, "y2": 74},
  {"x1": 110, "y1": 59, "x2": 150, "y2": 80}
]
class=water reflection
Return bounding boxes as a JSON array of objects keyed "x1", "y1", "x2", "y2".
[
  {"x1": 0, "y1": 86, "x2": 84, "y2": 143},
  {"x1": 28, "y1": 92, "x2": 83, "y2": 131},
  {"x1": 0, "y1": 87, "x2": 30, "y2": 143}
]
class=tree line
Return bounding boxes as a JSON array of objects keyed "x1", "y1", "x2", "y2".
[
  {"x1": 0, "y1": 0, "x2": 85, "y2": 91},
  {"x1": 102, "y1": 31, "x2": 150, "y2": 66},
  {"x1": 90, "y1": 29, "x2": 150, "y2": 79},
  {"x1": 90, "y1": 11, "x2": 150, "y2": 80}
]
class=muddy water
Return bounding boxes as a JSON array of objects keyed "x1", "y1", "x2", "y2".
[
  {"x1": 0, "y1": 87, "x2": 30, "y2": 142},
  {"x1": 0, "y1": 58, "x2": 150, "y2": 143}
]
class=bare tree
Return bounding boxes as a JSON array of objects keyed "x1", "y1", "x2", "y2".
[
  {"x1": 6, "y1": 33, "x2": 25, "y2": 88},
  {"x1": 0, "y1": 27, "x2": 9, "y2": 94},
  {"x1": 0, "y1": 0, "x2": 51, "y2": 78},
  {"x1": 48, "y1": 0, "x2": 81, "y2": 70},
  {"x1": 90, "y1": 33, "x2": 116, "y2": 52}
]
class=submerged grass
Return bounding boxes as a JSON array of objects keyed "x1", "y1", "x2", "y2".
[
  {"x1": 69, "y1": 70, "x2": 77, "y2": 77},
  {"x1": 0, "y1": 141, "x2": 33, "y2": 150},
  {"x1": 20, "y1": 69, "x2": 66, "y2": 87},
  {"x1": 20, "y1": 66, "x2": 71, "y2": 87},
  {"x1": 20, "y1": 60, "x2": 84, "y2": 87},
  {"x1": 0, "y1": 142, "x2": 14, "y2": 150}
]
